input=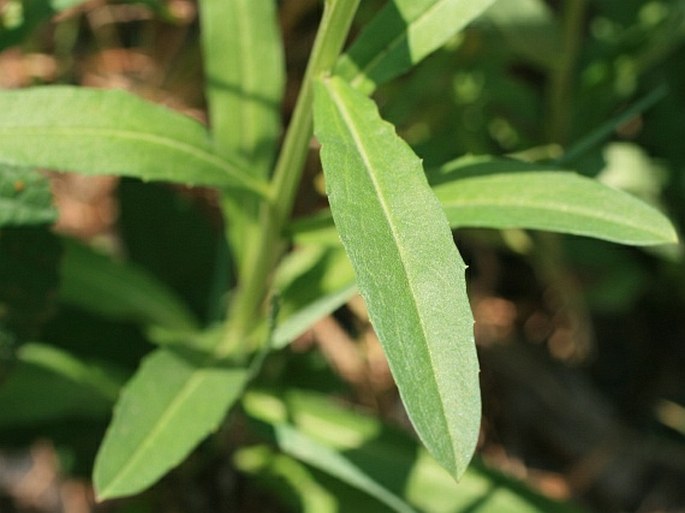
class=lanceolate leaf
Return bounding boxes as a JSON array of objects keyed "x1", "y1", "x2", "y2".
[
  {"x1": 274, "y1": 424, "x2": 417, "y2": 513},
  {"x1": 0, "y1": 165, "x2": 57, "y2": 226},
  {"x1": 0, "y1": 343, "x2": 123, "y2": 427},
  {"x1": 0, "y1": 87, "x2": 268, "y2": 195},
  {"x1": 313, "y1": 76, "x2": 480, "y2": 479},
  {"x1": 94, "y1": 348, "x2": 249, "y2": 500},
  {"x1": 335, "y1": 0, "x2": 497, "y2": 94},
  {"x1": 430, "y1": 157, "x2": 679, "y2": 245},
  {"x1": 482, "y1": 0, "x2": 561, "y2": 70},
  {"x1": 272, "y1": 246, "x2": 357, "y2": 349},
  {"x1": 244, "y1": 390, "x2": 588, "y2": 513},
  {"x1": 59, "y1": 239, "x2": 199, "y2": 332},
  {"x1": 199, "y1": 0, "x2": 285, "y2": 274},
  {"x1": 200, "y1": 0, "x2": 284, "y2": 170}
]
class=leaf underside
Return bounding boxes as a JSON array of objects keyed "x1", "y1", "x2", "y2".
[{"x1": 313, "y1": 75, "x2": 480, "y2": 479}]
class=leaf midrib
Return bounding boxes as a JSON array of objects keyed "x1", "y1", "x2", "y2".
[
  {"x1": 97, "y1": 363, "x2": 208, "y2": 498},
  {"x1": 326, "y1": 81, "x2": 455, "y2": 464},
  {"x1": 440, "y1": 191, "x2": 674, "y2": 241},
  {"x1": 0, "y1": 127, "x2": 266, "y2": 194}
]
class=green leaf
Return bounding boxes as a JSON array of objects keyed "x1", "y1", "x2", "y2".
[
  {"x1": 274, "y1": 424, "x2": 417, "y2": 513},
  {"x1": 288, "y1": 211, "x2": 341, "y2": 247},
  {"x1": 199, "y1": 0, "x2": 284, "y2": 169},
  {"x1": 431, "y1": 156, "x2": 679, "y2": 246},
  {"x1": 335, "y1": 0, "x2": 497, "y2": 94},
  {"x1": 273, "y1": 245, "x2": 357, "y2": 349},
  {"x1": 482, "y1": 0, "x2": 561, "y2": 69},
  {"x1": 199, "y1": 0, "x2": 285, "y2": 274},
  {"x1": 93, "y1": 348, "x2": 249, "y2": 500},
  {"x1": 244, "y1": 390, "x2": 588, "y2": 513},
  {"x1": 0, "y1": 343, "x2": 124, "y2": 427},
  {"x1": 0, "y1": 165, "x2": 57, "y2": 226},
  {"x1": 0, "y1": 87, "x2": 268, "y2": 195},
  {"x1": 59, "y1": 239, "x2": 200, "y2": 332},
  {"x1": 313, "y1": 76, "x2": 480, "y2": 479}
]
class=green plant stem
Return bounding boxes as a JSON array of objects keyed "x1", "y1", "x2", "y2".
[{"x1": 217, "y1": 0, "x2": 360, "y2": 358}]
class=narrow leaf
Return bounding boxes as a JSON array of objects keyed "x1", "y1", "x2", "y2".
[
  {"x1": 0, "y1": 87, "x2": 268, "y2": 195},
  {"x1": 59, "y1": 239, "x2": 200, "y2": 331},
  {"x1": 234, "y1": 445, "x2": 341, "y2": 513},
  {"x1": 274, "y1": 424, "x2": 417, "y2": 513},
  {"x1": 0, "y1": 165, "x2": 57, "y2": 226},
  {"x1": 482, "y1": 0, "x2": 561, "y2": 69},
  {"x1": 244, "y1": 390, "x2": 588, "y2": 513},
  {"x1": 273, "y1": 245, "x2": 357, "y2": 349},
  {"x1": 199, "y1": 0, "x2": 284, "y2": 169},
  {"x1": 94, "y1": 348, "x2": 249, "y2": 500},
  {"x1": 0, "y1": 343, "x2": 123, "y2": 427},
  {"x1": 335, "y1": 0, "x2": 497, "y2": 94},
  {"x1": 431, "y1": 157, "x2": 678, "y2": 245},
  {"x1": 199, "y1": 0, "x2": 285, "y2": 274},
  {"x1": 313, "y1": 76, "x2": 480, "y2": 479}
]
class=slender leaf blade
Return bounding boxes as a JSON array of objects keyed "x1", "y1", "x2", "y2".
[
  {"x1": 59, "y1": 239, "x2": 199, "y2": 331},
  {"x1": 200, "y1": 0, "x2": 284, "y2": 169},
  {"x1": 274, "y1": 424, "x2": 417, "y2": 513},
  {"x1": 0, "y1": 165, "x2": 57, "y2": 226},
  {"x1": 286, "y1": 154, "x2": 679, "y2": 246},
  {"x1": 336, "y1": 0, "x2": 497, "y2": 94},
  {"x1": 0, "y1": 87, "x2": 268, "y2": 195},
  {"x1": 272, "y1": 246, "x2": 357, "y2": 349},
  {"x1": 482, "y1": 0, "x2": 561, "y2": 69},
  {"x1": 0, "y1": 343, "x2": 123, "y2": 427},
  {"x1": 93, "y1": 348, "x2": 249, "y2": 500},
  {"x1": 199, "y1": 0, "x2": 285, "y2": 274},
  {"x1": 313, "y1": 76, "x2": 480, "y2": 479},
  {"x1": 431, "y1": 158, "x2": 678, "y2": 245},
  {"x1": 245, "y1": 390, "x2": 588, "y2": 513}
]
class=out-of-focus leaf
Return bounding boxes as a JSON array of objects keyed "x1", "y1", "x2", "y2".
[
  {"x1": 335, "y1": 0, "x2": 497, "y2": 94},
  {"x1": 272, "y1": 246, "x2": 356, "y2": 349},
  {"x1": 59, "y1": 239, "x2": 199, "y2": 332},
  {"x1": 1, "y1": 0, "x2": 56, "y2": 49},
  {"x1": 597, "y1": 142, "x2": 668, "y2": 204},
  {"x1": 117, "y1": 179, "x2": 224, "y2": 323},
  {"x1": 234, "y1": 445, "x2": 341, "y2": 513},
  {"x1": 314, "y1": 76, "x2": 480, "y2": 479},
  {"x1": 431, "y1": 156, "x2": 678, "y2": 245},
  {"x1": 288, "y1": 211, "x2": 341, "y2": 247},
  {"x1": 0, "y1": 343, "x2": 124, "y2": 427},
  {"x1": 0, "y1": 226, "x2": 61, "y2": 339},
  {"x1": 199, "y1": 0, "x2": 284, "y2": 169},
  {"x1": 93, "y1": 347, "x2": 249, "y2": 500},
  {"x1": 558, "y1": 86, "x2": 669, "y2": 166},
  {"x1": 0, "y1": 87, "x2": 268, "y2": 195},
  {"x1": 0, "y1": 165, "x2": 56, "y2": 226},
  {"x1": 274, "y1": 424, "x2": 417, "y2": 513},
  {"x1": 0, "y1": 0, "x2": 180, "y2": 51},
  {"x1": 199, "y1": 0, "x2": 285, "y2": 274},
  {"x1": 482, "y1": 0, "x2": 562, "y2": 69},
  {"x1": 244, "y1": 390, "x2": 588, "y2": 513}
]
